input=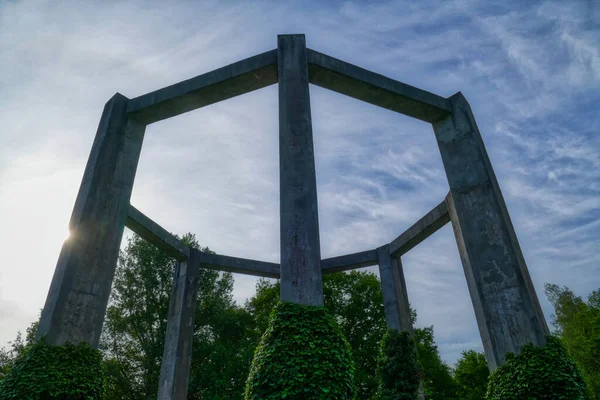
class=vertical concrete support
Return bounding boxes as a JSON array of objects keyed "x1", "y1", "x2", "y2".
[
  {"x1": 434, "y1": 92, "x2": 549, "y2": 370},
  {"x1": 157, "y1": 248, "x2": 200, "y2": 400},
  {"x1": 278, "y1": 34, "x2": 323, "y2": 306},
  {"x1": 377, "y1": 246, "x2": 413, "y2": 334},
  {"x1": 37, "y1": 93, "x2": 145, "y2": 347},
  {"x1": 378, "y1": 246, "x2": 424, "y2": 400}
]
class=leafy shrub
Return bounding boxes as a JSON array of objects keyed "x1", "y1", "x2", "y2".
[
  {"x1": 486, "y1": 335, "x2": 587, "y2": 400},
  {"x1": 245, "y1": 301, "x2": 355, "y2": 399},
  {"x1": 0, "y1": 338, "x2": 105, "y2": 399},
  {"x1": 376, "y1": 329, "x2": 422, "y2": 400}
]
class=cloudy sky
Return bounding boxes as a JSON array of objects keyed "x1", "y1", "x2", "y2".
[{"x1": 1, "y1": 0, "x2": 598, "y2": 365}]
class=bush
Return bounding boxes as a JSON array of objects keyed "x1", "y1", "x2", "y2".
[
  {"x1": 245, "y1": 301, "x2": 355, "y2": 399},
  {"x1": 376, "y1": 329, "x2": 422, "y2": 400},
  {"x1": 486, "y1": 335, "x2": 587, "y2": 400},
  {"x1": 0, "y1": 339, "x2": 105, "y2": 399}
]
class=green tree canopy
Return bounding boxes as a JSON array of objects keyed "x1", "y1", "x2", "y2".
[
  {"x1": 453, "y1": 350, "x2": 489, "y2": 400},
  {"x1": 414, "y1": 325, "x2": 458, "y2": 399},
  {"x1": 101, "y1": 233, "x2": 256, "y2": 400},
  {"x1": 245, "y1": 271, "x2": 460, "y2": 400},
  {"x1": 545, "y1": 283, "x2": 600, "y2": 399}
]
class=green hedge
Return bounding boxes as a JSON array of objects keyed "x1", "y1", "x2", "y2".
[
  {"x1": 376, "y1": 329, "x2": 422, "y2": 400},
  {"x1": 0, "y1": 339, "x2": 105, "y2": 399},
  {"x1": 486, "y1": 335, "x2": 587, "y2": 400},
  {"x1": 245, "y1": 301, "x2": 355, "y2": 399}
]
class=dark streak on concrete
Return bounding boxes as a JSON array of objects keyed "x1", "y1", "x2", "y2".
[{"x1": 435, "y1": 93, "x2": 549, "y2": 370}]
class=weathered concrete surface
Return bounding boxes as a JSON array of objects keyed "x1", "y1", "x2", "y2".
[
  {"x1": 37, "y1": 93, "x2": 145, "y2": 347},
  {"x1": 377, "y1": 246, "x2": 413, "y2": 334},
  {"x1": 157, "y1": 248, "x2": 200, "y2": 400},
  {"x1": 278, "y1": 35, "x2": 324, "y2": 306},
  {"x1": 389, "y1": 199, "x2": 450, "y2": 257},
  {"x1": 127, "y1": 205, "x2": 189, "y2": 262},
  {"x1": 321, "y1": 249, "x2": 378, "y2": 274},
  {"x1": 306, "y1": 49, "x2": 451, "y2": 123},
  {"x1": 199, "y1": 251, "x2": 280, "y2": 278},
  {"x1": 434, "y1": 93, "x2": 549, "y2": 370},
  {"x1": 127, "y1": 50, "x2": 278, "y2": 125}
]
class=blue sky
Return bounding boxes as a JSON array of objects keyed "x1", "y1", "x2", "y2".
[{"x1": 0, "y1": 0, "x2": 598, "y2": 365}]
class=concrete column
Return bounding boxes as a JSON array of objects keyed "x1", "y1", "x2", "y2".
[
  {"x1": 378, "y1": 246, "x2": 423, "y2": 399},
  {"x1": 377, "y1": 245, "x2": 413, "y2": 333},
  {"x1": 37, "y1": 93, "x2": 145, "y2": 347},
  {"x1": 434, "y1": 92, "x2": 549, "y2": 370},
  {"x1": 157, "y1": 249, "x2": 200, "y2": 400},
  {"x1": 278, "y1": 34, "x2": 323, "y2": 306}
]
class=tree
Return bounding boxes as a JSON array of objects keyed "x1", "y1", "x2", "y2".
[
  {"x1": 453, "y1": 350, "x2": 488, "y2": 400},
  {"x1": 101, "y1": 233, "x2": 256, "y2": 399},
  {"x1": 246, "y1": 271, "x2": 386, "y2": 399},
  {"x1": 245, "y1": 271, "x2": 458, "y2": 400},
  {"x1": 376, "y1": 329, "x2": 421, "y2": 400},
  {"x1": 545, "y1": 283, "x2": 600, "y2": 399},
  {"x1": 414, "y1": 326, "x2": 458, "y2": 399},
  {"x1": 0, "y1": 319, "x2": 38, "y2": 380}
]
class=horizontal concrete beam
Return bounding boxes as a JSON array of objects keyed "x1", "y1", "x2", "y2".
[
  {"x1": 127, "y1": 49, "x2": 278, "y2": 124},
  {"x1": 389, "y1": 199, "x2": 450, "y2": 257},
  {"x1": 321, "y1": 249, "x2": 379, "y2": 274},
  {"x1": 126, "y1": 205, "x2": 189, "y2": 261},
  {"x1": 306, "y1": 49, "x2": 451, "y2": 123},
  {"x1": 198, "y1": 252, "x2": 280, "y2": 278}
]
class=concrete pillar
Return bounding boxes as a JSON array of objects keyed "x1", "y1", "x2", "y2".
[
  {"x1": 278, "y1": 34, "x2": 323, "y2": 306},
  {"x1": 157, "y1": 249, "x2": 200, "y2": 400},
  {"x1": 37, "y1": 93, "x2": 145, "y2": 347},
  {"x1": 378, "y1": 246, "x2": 423, "y2": 399},
  {"x1": 434, "y1": 92, "x2": 549, "y2": 370},
  {"x1": 377, "y1": 245, "x2": 413, "y2": 333}
]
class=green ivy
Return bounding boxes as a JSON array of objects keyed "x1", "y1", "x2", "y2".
[
  {"x1": 486, "y1": 335, "x2": 587, "y2": 400},
  {"x1": 0, "y1": 338, "x2": 105, "y2": 400},
  {"x1": 244, "y1": 301, "x2": 355, "y2": 399},
  {"x1": 376, "y1": 329, "x2": 422, "y2": 400}
]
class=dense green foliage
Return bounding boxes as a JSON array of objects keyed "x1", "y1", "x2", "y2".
[
  {"x1": 0, "y1": 319, "x2": 38, "y2": 380},
  {"x1": 246, "y1": 272, "x2": 386, "y2": 398},
  {"x1": 454, "y1": 350, "x2": 489, "y2": 400},
  {"x1": 376, "y1": 329, "x2": 421, "y2": 400},
  {"x1": 247, "y1": 274, "x2": 463, "y2": 400},
  {"x1": 546, "y1": 283, "x2": 600, "y2": 399},
  {"x1": 0, "y1": 339, "x2": 104, "y2": 399},
  {"x1": 413, "y1": 325, "x2": 458, "y2": 399},
  {"x1": 485, "y1": 335, "x2": 587, "y2": 400},
  {"x1": 245, "y1": 301, "x2": 355, "y2": 399},
  {"x1": 101, "y1": 233, "x2": 258, "y2": 399}
]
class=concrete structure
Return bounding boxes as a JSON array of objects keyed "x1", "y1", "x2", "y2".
[
  {"x1": 434, "y1": 94, "x2": 549, "y2": 369},
  {"x1": 278, "y1": 35, "x2": 323, "y2": 306},
  {"x1": 158, "y1": 249, "x2": 201, "y2": 399},
  {"x1": 37, "y1": 34, "x2": 548, "y2": 398}
]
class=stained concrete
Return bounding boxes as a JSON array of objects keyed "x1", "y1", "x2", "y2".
[
  {"x1": 389, "y1": 199, "x2": 450, "y2": 257},
  {"x1": 278, "y1": 34, "x2": 324, "y2": 306},
  {"x1": 127, "y1": 50, "x2": 278, "y2": 125},
  {"x1": 199, "y1": 252, "x2": 280, "y2": 278},
  {"x1": 127, "y1": 205, "x2": 189, "y2": 261},
  {"x1": 306, "y1": 49, "x2": 451, "y2": 123},
  {"x1": 321, "y1": 249, "x2": 379, "y2": 274},
  {"x1": 36, "y1": 93, "x2": 145, "y2": 348},
  {"x1": 157, "y1": 249, "x2": 200, "y2": 400},
  {"x1": 434, "y1": 93, "x2": 549, "y2": 370},
  {"x1": 377, "y1": 246, "x2": 413, "y2": 334}
]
